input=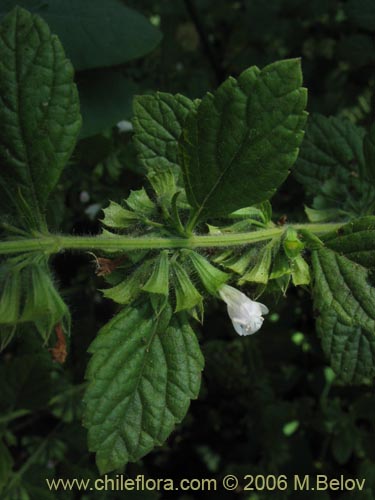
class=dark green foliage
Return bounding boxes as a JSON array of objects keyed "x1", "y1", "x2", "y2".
[
  {"x1": 0, "y1": 7, "x2": 81, "y2": 230},
  {"x1": 78, "y1": 71, "x2": 137, "y2": 139},
  {"x1": 0, "y1": 0, "x2": 162, "y2": 71},
  {"x1": 294, "y1": 115, "x2": 375, "y2": 222},
  {"x1": 312, "y1": 246, "x2": 375, "y2": 383},
  {"x1": 83, "y1": 301, "x2": 203, "y2": 474},
  {"x1": 179, "y1": 60, "x2": 307, "y2": 221}
]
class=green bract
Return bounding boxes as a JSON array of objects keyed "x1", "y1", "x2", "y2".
[
  {"x1": 183, "y1": 250, "x2": 229, "y2": 295},
  {"x1": 142, "y1": 250, "x2": 170, "y2": 296},
  {"x1": 241, "y1": 242, "x2": 273, "y2": 284},
  {"x1": 172, "y1": 261, "x2": 203, "y2": 313},
  {"x1": 0, "y1": 254, "x2": 70, "y2": 346}
]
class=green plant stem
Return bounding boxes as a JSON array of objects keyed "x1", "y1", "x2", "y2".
[
  {"x1": 185, "y1": 209, "x2": 201, "y2": 235},
  {"x1": 0, "y1": 223, "x2": 343, "y2": 255}
]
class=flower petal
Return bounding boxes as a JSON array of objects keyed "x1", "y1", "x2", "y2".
[
  {"x1": 256, "y1": 302, "x2": 269, "y2": 315},
  {"x1": 219, "y1": 284, "x2": 269, "y2": 336}
]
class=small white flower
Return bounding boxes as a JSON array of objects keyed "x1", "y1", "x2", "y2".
[
  {"x1": 79, "y1": 190, "x2": 90, "y2": 203},
  {"x1": 219, "y1": 284, "x2": 269, "y2": 336},
  {"x1": 116, "y1": 120, "x2": 133, "y2": 133}
]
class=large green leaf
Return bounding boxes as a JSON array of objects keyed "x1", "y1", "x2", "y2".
[
  {"x1": 83, "y1": 302, "x2": 204, "y2": 474},
  {"x1": 322, "y1": 217, "x2": 375, "y2": 269},
  {"x1": 294, "y1": 115, "x2": 365, "y2": 194},
  {"x1": 78, "y1": 69, "x2": 137, "y2": 138},
  {"x1": 312, "y1": 247, "x2": 375, "y2": 383},
  {"x1": 0, "y1": 7, "x2": 81, "y2": 229},
  {"x1": 293, "y1": 115, "x2": 375, "y2": 221},
  {"x1": 133, "y1": 92, "x2": 196, "y2": 178},
  {"x1": 179, "y1": 59, "x2": 307, "y2": 221},
  {"x1": 0, "y1": 0, "x2": 162, "y2": 71}
]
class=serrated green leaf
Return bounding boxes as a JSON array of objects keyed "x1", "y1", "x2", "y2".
[
  {"x1": 179, "y1": 59, "x2": 307, "y2": 222},
  {"x1": 312, "y1": 247, "x2": 375, "y2": 383},
  {"x1": 147, "y1": 169, "x2": 178, "y2": 204},
  {"x1": 0, "y1": 7, "x2": 81, "y2": 229},
  {"x1": 316, "y1": 310, "x2": 375, "y2": 385},
  {"x1": 294, "y1": 115, "x2": 365, "y2": 193},
  {"x1": 133, "y1": 92, "x2": 196, "y2": 195},
  {"x1": 126, "y1": 188, "x2": 155, "y2": 218},
  {"x1": 83, "y1": 302, "x2": 204, "y2": 474},
  {"x1": 101, "y1": 202, "x2": 138, "y2": 229},
  {"x1": 322, "y1": 217, "x2": 375, "y2": 269},
  {"x1": 294, "y1": 114, "x2": 375, "y2": 220},
  {"x1": 228, "y1": 202, "x2": 272, "y2": 228},
  {"x1": 0, "y1": 0, "x2": 162, "y2": 71},
  {"x1": 102, "y1": 190, "x2": 156, "y2": 235}
]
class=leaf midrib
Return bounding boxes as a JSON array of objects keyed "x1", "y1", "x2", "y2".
[
  {"x1": 13, "y1": 10, "x2": 42, "y2": 225},
  {"x1": 191, "y1": 84, "x2": 299, "y2": 221},
  {"x1": 112, "y1": 307, "x2": 166, "y2": 458}
]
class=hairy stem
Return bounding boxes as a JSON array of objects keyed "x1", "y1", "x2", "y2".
[{"x1": 0, "y1": 223, "x2": 343, "y2": 255}]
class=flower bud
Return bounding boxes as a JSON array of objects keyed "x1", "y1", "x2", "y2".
[{"x1": 283, "y1": 227, "x2": 304, "y2": 259}]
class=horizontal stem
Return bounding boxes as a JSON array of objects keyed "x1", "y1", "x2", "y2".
[{"x1": 0, "y1": 223, "x2": 343, "y2": 255}]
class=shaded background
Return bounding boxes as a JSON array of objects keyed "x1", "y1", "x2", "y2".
[{"x1": 1, "y1": 0, "x2": 375, "y2": 498}]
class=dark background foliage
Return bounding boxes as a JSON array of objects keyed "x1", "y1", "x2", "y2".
[{"x1": 1, "y1": 0, "x2": 375, "y2": 498}]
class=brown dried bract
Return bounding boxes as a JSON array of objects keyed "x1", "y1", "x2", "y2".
[
  {"x1": 49, "y1": 323, "x2": 67, "y2": 364},
  {"x1": 278, "y1": 214, "x2": 288, "y2": 226},
  {"x1": 89, "y1": 254, "x2": 127, "y2": 276}
]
